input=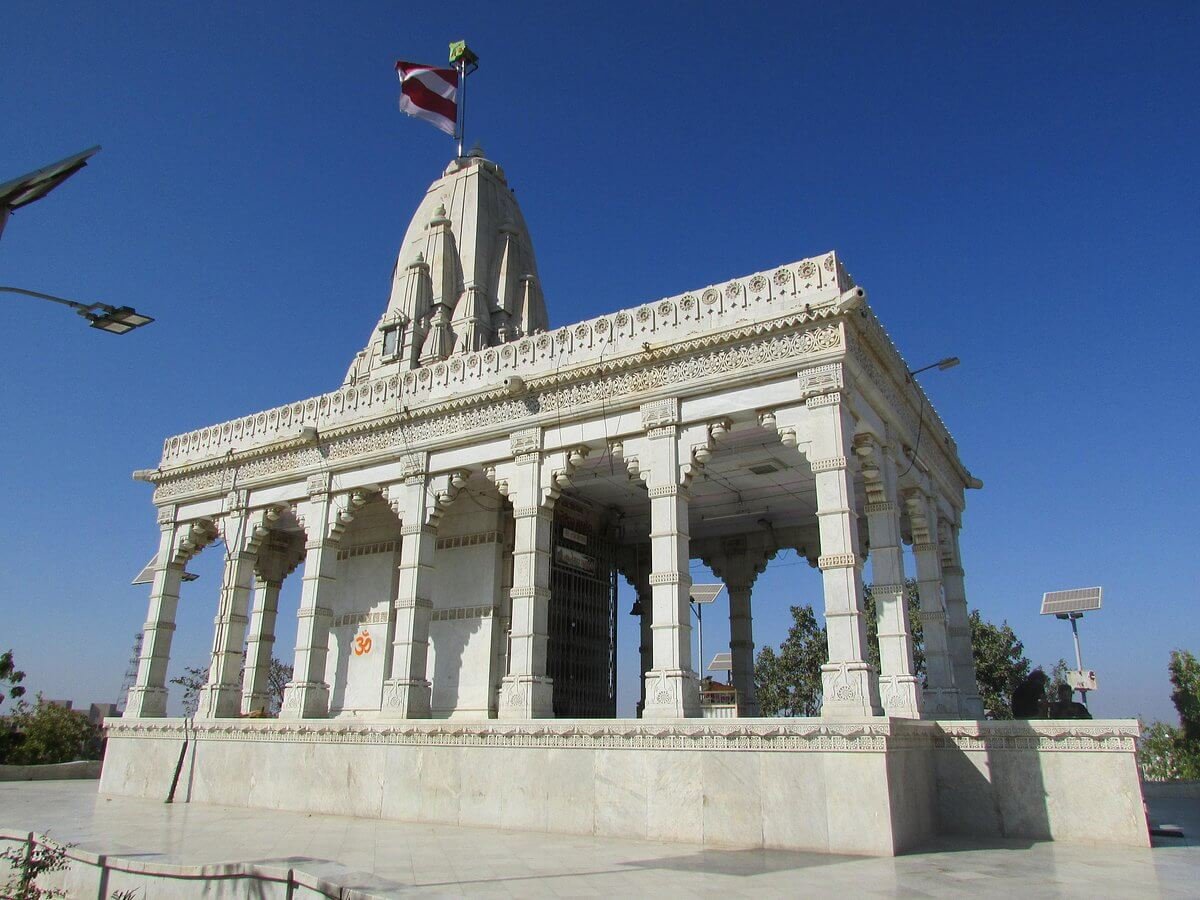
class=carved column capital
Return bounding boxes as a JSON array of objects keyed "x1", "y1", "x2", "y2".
[
  {"x1": 640, "y1": 397, "x2": 680, "y2": 431},
  {"x1": 798, "y1": 362, "x2": 844, "y2": 404}
]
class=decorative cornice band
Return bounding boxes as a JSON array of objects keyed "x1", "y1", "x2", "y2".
[
  {"x1": 865, "y1": 501, "x2": 897, "y2": 514},
  {"x1": 152, "y1": 321, "x2": 844, "y2": 502},
  {"x1": 806, "y1": 391, "x2": 842, "y2": 409},
  {"x1": 870, "y1": 583, "x2": 906, "y2": 595},
  {"x1": 436, "y1": 531, "x2": 500, "y2": 551},
  {"x1": 817, "y1": 553, "x2": 860, "y2": 570},
  {"x1": 649, "y1": 571, "x2": 693, "y2": 586},
  {"x1": 810, "y1": 456, "x2": 848, "y2": 473},
  {"x1": 647, "y1": 485, "x2": 682, "y2": 498},
  {"x1": 912, "y1": 542, "x2": 938, "y2": 554},
  {"x1": 392, "y1": 597, "x2": 433, "y2": 612},
  {"x1": 105, "y1": 718, "x2": 1141, "y2": 754},
  {"x1": 509, "y1": 586, "x2": 551, "y2": 600},
  {"x1": 431, "y1": 604, "x2": 494, "y2": 622}
]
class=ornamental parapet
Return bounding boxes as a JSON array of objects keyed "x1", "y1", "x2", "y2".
[
  {"x1": 103, "y1": 717, "x2": 1142, "y2": 754},
  {"x1": 155, "y1": 252, "x2": 854, "y2": 470}
]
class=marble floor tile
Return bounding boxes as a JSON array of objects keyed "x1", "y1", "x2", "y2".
[{"x1": 0, "y1": 780, "x2": 1196, "y2": 898}]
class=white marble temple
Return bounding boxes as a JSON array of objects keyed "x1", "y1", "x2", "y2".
[{"x1": 109, "y1": 152, "x2": 1144, "y2": 857}]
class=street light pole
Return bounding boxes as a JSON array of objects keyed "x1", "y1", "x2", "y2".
[{"x1": 0, "y1": 285, "x2": 154, "y2": 335}]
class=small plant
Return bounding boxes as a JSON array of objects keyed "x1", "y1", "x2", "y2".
[
  {"x1": 0, "y1": 833, "x2": 73, "y2": 900},
  {"x1": 110, "y1": 888, "x2": 140, "y2": 899}
]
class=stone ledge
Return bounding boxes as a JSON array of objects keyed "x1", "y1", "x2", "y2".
[{"x1": 106, "y1": 717, "x2": 1141, "y2": 754}]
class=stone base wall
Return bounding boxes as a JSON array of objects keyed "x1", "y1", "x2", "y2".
[
  {"x1": 0, "y1": 760, "x2": 101, "y2": 781},
  {"x1": 100, "y1": 718, "x2": 1147, "y2": 856}
]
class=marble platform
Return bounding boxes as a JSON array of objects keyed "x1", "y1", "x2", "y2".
[{"x1": 99, "y1": 717, "x2": 1149, "y2": 857}]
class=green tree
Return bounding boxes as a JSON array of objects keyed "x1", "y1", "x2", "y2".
[
  {"x1": 754, "y1": 605, "x2": 826, "y2": 716},
  {"x1": 1, "y1": 650, "x2": 27, "y2": 708},
  {"x1": 755, "y1": 581, "x2": 1038, "y2": 718},
  {"x1": 1169, "y1": 649, "x2": 1200, "y2": 744},
  {"x1": 1, "y1": 697, "x2": 102, "y2": 765},
  {"x1": 169, "y1": 666, "x2": 208, "y2": 717},
  {"x1": 1138, "y1": 649, "x2": 1200, "y2": 779},
  {"x1": 863, "y1": 581, "x2": 925, "y2": 678},
  {"x1": 968, "y1": 611, "x2": 1030, "y2": 719},
  {"x1": 170, "y1": 656, "x2": 294, "y2": 717}
]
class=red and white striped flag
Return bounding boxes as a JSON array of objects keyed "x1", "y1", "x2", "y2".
[{"x1": 396, "y1": 61, "x2": 458, "y2": 137}]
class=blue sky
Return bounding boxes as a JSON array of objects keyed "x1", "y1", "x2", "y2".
[{"x1": 1, "y1": 2, "x2": 1196, "y2": 722}]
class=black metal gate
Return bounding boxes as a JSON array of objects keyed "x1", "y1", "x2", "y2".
[{"x1": 547, "y1": 497, "x2": 617, "y2": 718}]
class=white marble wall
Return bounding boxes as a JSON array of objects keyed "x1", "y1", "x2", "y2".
[{"x1": 99, "y1": 718, "x2": 1149, "y2": 856}]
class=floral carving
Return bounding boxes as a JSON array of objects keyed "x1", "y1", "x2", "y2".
[
  {"x1": 773, "y1": 268, "x2": 791, "y2": 287},
  {"x1": 701, "y1": 288, "x2": 719, "y2": 306},
  {"x1": 748, "y1": 274, "x2": 768, "y2": 293},
  {"x1": 724, "y1": 281, "x2": 741, "y2": 299}
]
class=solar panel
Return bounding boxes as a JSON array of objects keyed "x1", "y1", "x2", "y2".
[
  {"x1": 708, "y1": 652, "x2": 733, "y2": 672},
  {"x1": 1040, "y1": 586, "x2": 1102, "y2": 616},
  {"x1": 131, "y1": 554, "x2": 198, "y2": 585},
  {"x1": 690, "y1": 584, "x2": 725, "y2": 605}
]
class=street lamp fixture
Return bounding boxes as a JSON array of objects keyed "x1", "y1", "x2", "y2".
[
  {"x1": 907, "y1": 356, "x2": 960, "y2": 380},
  {"x1": 0, "y1": 286, "x2": 154, "y2": 335}
]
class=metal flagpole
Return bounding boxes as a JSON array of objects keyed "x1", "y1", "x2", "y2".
[{"x1": 449, "y1": 41, "x2": 479, "y2": 159}]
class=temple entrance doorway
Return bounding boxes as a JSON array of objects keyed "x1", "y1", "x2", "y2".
[{"x1": 547, "y1": 495, "x2": 619, "y2": 718}]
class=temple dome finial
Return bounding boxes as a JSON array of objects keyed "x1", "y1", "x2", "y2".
[{"x1": 347, "y1": 156, "x2": 548, "y2": 383}]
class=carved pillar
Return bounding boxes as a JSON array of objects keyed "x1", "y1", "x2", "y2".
[
  {"x1": 496, "y1": 429, "x2": 556, "y2": 719},
  {"x1": 635, "y1": 400, "x2": 701, "y2": 719},
  {"x1": 280, "y1": 476, "x2": 350, "y2": 719},
  {"x1": 197, "y1": 501, "x2": 272, "y2": 719},
  {"x1": 241, "y1": 575, "x2": 282, "y2": 715},
  {"x1": 856, "y1": 437, "x2": 922, "y2": 718},
  {"x1": 941, "y1": 517, "x2": 984, "y2": 718},
  {"x1": 125, "y1": 508, "x2": 213, "y2": 718},
  {"x1": 380, "y1": 472, "x2": 440, "y2": 718},
  {"x1": 806, "y1": 380, "x2": 882, "y2": 718},
  {"x1": 904, "y1": 490, "x2": 960, "y2": 717},
  {"x1": 703, "y1": 536, "x2": 767, "y2": 718}
]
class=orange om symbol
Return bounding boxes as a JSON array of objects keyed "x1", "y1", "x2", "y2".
[{"x1": 353, "y1": 629, "x2": 373, "y2": 656}]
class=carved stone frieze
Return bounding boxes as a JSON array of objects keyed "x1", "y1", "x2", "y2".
[
  {"x1": 797, "y1": 362, "x2": 843, "y2": 400},
  {"x1": 149, "y1": 320, "x2": 845, "y2": 505},
  {"x1": 640, "y1": 398, "x2": 680, "y2": 430}
]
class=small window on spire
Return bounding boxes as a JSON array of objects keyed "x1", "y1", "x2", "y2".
[{"x1": 382, "y1": 325, "x2": 400, "y2": 358}]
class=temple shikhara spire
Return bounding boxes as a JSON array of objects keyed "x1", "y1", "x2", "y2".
[
  {"x1": 345, "y1": 152, "x2": 547, "y2": 383},
  {"x1": 104, "y1": 115, "x2": 1148, "y2": 858}
]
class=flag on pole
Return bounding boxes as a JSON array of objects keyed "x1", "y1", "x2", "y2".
[{"x1": 396, "y1": 61, "x2": 458, "y2": 136}]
